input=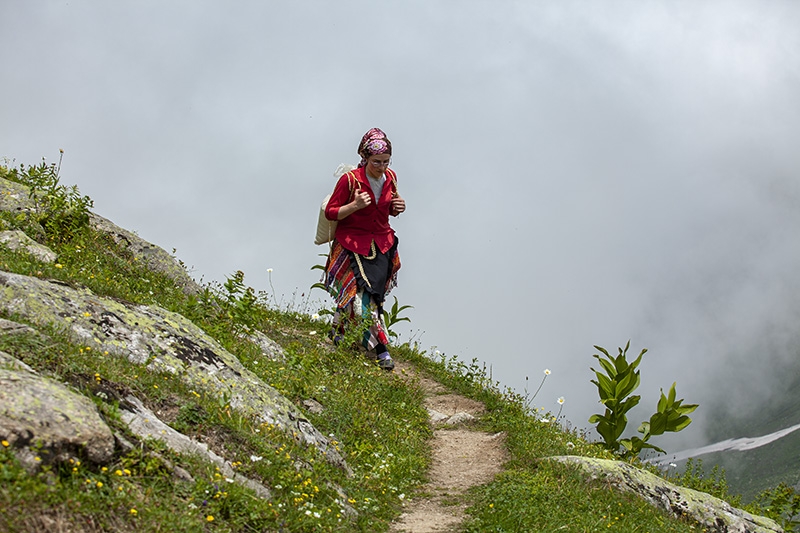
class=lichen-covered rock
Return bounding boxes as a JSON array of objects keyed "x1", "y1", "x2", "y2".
[
  {"x1": 89, "y1": 213, "x2": 201, "y2": 295},
  {"x1": 552, "y1": 456, "x2": 783, "y2": 533},
  {"x1": 0, "y1": 357, "x2": 115, "y2": 470},
  {"x1": 247, "y1": 329, "x2": 286, "y2": 362},
  {"x1": 0, "y1": 270, "x2": 351, "y2": 474},
  {"x1": 0, "y1": 177, "x2": 46, "y2": 241},
  {"x1": 0, "y1": 230, "x2": 57, "y2": 263},
  {"x1": 0, "y1": 177, "x2": 36, "y2": 214}
]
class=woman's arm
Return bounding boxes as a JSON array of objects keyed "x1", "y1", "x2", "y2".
[
  {"x1": 325, "y1": 174, "x2": 371, "y2": 221},
  {"x1": 336, "y1": 191, "x2": 372, "y2": 220},
  {"x1": 390, "y1": 195, "x2": 406, "y2": 216}
]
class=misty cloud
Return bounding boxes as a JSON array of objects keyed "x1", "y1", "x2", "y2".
[{"x1": 2, "y1": 1, "x2": 799, "y2": 450}]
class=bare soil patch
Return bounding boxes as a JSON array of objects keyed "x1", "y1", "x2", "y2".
[{"x1": 390, "y1": 362, "x2": 507, "y2": 533}]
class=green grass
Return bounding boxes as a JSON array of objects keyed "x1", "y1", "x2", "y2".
[{"x1": 0, "y1": 161, "x2": 792, "y2": 532}]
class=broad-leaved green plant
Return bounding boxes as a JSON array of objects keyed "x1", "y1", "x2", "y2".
[{"x1": 589, "y1": 341, "x2": 698, "y2": 459}]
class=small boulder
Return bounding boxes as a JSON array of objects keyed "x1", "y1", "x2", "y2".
[
  {"x1": 0, "y1": 360, "x2": 115, "y2": 470},
  {"x1": 427, "y1": 408, "x2": 449, "y2": 424},
  {"x1": 445, "y1": 412, "x2": 476, "y2": 426},
  {"x1": 0, "y1": 230, "x2": 57, "y2": 263}
]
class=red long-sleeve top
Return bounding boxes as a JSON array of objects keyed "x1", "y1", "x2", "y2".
[{"x1": 324, "y1": 166, "x2": 397, "y2": 255}]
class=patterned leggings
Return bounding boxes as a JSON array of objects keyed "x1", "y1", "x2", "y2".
[
  {"x1": 324, "y1": 240, "x2": 399, "y2": 354},
  {"x1": 331, "y1": 289, "x2": 390, "y2": 352}
]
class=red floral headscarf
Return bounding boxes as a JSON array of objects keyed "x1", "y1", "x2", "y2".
[{"x1": 357, "y1": 127, "x2": 392, "y2": 168}]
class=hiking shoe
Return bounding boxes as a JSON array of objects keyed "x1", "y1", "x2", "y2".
[
  {"x1": 376, "y1": 353, "x2": 395, "y2": 371},
  {"x1": 328, "y1": 330, "x2": 344, "y2": 346}
]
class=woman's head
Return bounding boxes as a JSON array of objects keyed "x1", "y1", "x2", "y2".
[{"x1": 357, "y1": 127, "x2": 392, "y2": 168}]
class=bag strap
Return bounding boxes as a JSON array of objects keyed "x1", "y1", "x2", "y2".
[
  {"x1": 325, "y1": 171, "x2": 358, "y2": 248},
  {"x1": 346, "y1": 170, "x2": 360, "y2": 200},
  {"x1": 385, "y1": 168, "x2": 399, "y2": 198}
]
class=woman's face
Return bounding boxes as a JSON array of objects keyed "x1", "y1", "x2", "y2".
[{"x1": 365, "y1": 153, "x2": 391, "y2": 178}]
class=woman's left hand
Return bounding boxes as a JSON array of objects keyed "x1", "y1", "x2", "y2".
[{"x1": 390, "y1": 196, "x2": 406, "y2": 216}]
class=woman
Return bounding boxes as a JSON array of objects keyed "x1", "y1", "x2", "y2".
[{"x1": 323, "y1": 127, "x2": 406, "y2": 371}]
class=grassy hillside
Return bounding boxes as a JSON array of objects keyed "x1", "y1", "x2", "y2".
[{"x1": 0, "y1": 160, "x2": 794, "y2": 532}]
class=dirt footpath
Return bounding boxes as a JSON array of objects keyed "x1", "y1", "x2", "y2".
[{"x1": 390, "y1": 362, "x2": 507, "y2": 533}]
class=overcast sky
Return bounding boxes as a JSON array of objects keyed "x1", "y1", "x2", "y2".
[{"x1": 3, "y1": 1, "x2": 799, "y2": 450}]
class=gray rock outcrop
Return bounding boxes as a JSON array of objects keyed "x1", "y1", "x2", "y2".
[
  {"x1": 0, "y1": 230, "x2": 57, "y2": 263},
  {"x1": 0, "y1": 177, "x2": 37, "y2": 214},
  {"x1": 119, "y1": 394, "x2": 271, "y2": 499},
  {"x1": 0, "y1": 354, "x2": 115, "y2": 471},
  {"x1": 553, "y1": 456, "x2": 783, "y2": 533},
  {"x1": 0, "y1": 269, "x2": 350, "y2": 474}
]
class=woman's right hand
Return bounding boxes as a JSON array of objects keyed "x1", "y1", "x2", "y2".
[
  {"x1": 353, "y1": 191, "x2": 372, "y2": 210},
  {"x1": 336, "y1": 191, "x2": 372, "y2": 220}
]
